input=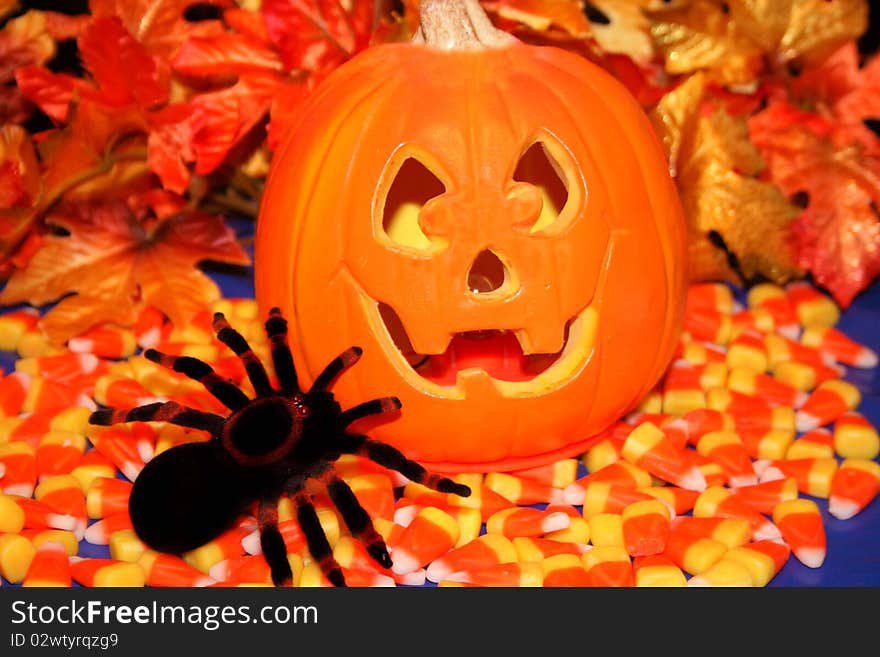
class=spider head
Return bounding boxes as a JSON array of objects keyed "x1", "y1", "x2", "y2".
[{"x1": 221, "y1": 395, "x2": 310, "y2": 467}]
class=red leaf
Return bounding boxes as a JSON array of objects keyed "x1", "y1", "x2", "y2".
[
  {"x1": 14, "y1": 65, "x2": 80, "y2": 123},
  {"x1": 188, "y1": 71, "x2": 283, "y2": 175},
  {"x1": 146, "y1": 103, "x2": 198, "y2": 194},
  {"x1": 89, "y1": 0, "x2": 231, "y2": 59},
  {"x1": 749, "y1": 102, "x2": 880, "y2": 307},
  {"x1": 172, "y1": 32, "x2": 283, "y2": 78},
  {"x1": 262, "y1": 0, "x2": 380, "y2": 74},
  {"x1": 0, "y1": 125, "x2": 39, "y2": 211},
  {"x1": 78, "y1": 16, "x2": 169, "y2": 109},
  {"x1": 0, "y1": 11, "x2": 55, "y2": 82},
  {"x1": 266, "y1": 78, "x2": 315, "y2": 151},
  {"x1": 0, "y1": 197, "x2": 250, "y2": 342}
]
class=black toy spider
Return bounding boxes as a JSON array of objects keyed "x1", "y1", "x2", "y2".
[{"x1": 88, "y1": 307, "x2": 470, "y2": 587}]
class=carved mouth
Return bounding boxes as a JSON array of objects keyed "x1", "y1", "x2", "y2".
[
  {"x1": 368, "y1": 299, "x2": 599, "y2": 397},
  {"x1": 379, "y1": 303, "x2": 574, "y2": 384}
]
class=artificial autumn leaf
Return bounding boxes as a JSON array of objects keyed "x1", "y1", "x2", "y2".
[
  {"x1": 171, "y1": 20, "x2": 287, "y2": 170},
  {"x1": 790, "y1": 42, "x2": 880, "y2": 153},
  {"x1": 648, "y1": 0, "x2": 868, "y2": 86},
  {"x1": 0, "y1": 10, "x2": 59, "y2": 124},
  {"x1": 648, "y1": 0, "x2": 764, "y2": 85},
  {"x1": 0, "y1": 198, "x2": 251, "y2": 344},
  {"x1": 13, "y1": 65, "x2": 78, "y2": 123},
  {"x1": 482, "y1": 0, "x2": 592, "y2": 37},
  {"x1": 89, "y1": 0, "x2": 230, "y2": 60},
  {"x1": 0, "y1": 98, "x2": 153, "y2": 273},
  {"x1": 0, "y1": 125, "x2": 41, "y2": 266},
  {"x1": 0, "y1": 10, "x2": 56, "y2": 81},
  {"x1": 0, "y1": 125, "x2": 39, "y2": 211},
  {"x1": 0, "y1": 0, "x2": 17, "y2": 18},
  {"x1": 588, "y1": 0, "x2": 656, "y2": 65},
  {"x1": 262, "y1": 0, "x2": 391, "y2": 75},
  {"x1": 749, "y1": 102, "x2": 880, "y2": 307},
  {"x1": 77, "y1": 15, "x2": 170, "y2": 110},
  {"x1": 651, "y1": 72, "x2": 804, "y2": 285}
]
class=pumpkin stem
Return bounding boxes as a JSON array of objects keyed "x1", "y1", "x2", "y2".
[{"x1": 413, "y1": 0, "x2": 516, "y2": 50}]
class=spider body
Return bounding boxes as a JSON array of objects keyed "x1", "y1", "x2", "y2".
[{"x1": 89, "y1": 308, "x2": 470, "y2": 586}]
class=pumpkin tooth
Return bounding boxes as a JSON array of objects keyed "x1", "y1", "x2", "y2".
[{"x1": 515, "y1": 322, "x2": 568, "y2": 355}]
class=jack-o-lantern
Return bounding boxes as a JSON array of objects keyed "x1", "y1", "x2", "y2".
[{"x1": 255, "y1": 0, "x2": 688, "y2": 472}]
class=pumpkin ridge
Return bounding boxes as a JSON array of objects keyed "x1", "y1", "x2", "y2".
[
  {"x1": 258, "y1": 72, "x2": 396, "y2": 356},
  {"x1": 523, "y1": 56, "x2": 684, "y2": 416}
]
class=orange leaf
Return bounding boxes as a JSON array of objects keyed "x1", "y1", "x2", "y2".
[
  {"x1": 748, "y1": 102, "x2": 880, "y2": 307},
  {"x1": 0, "y1": 10, "x2": 56, "y2": 82},
  {"x1": 0, "y1": 199, "x2": 251, "y2": 343},
  {"x1": 651, "y1": 73, "x2": 804, "y2": 286},
  {"x1": 89, "y1": 0, "x2": 230, "y2": 59},
  {"x1": 647, "y1": 0, "x2": 868, "y2": 85},
  {"x1": 262, "y1": 0, "x2": 389, "y2": 75},
  {"x1": 588, "y1": 0, "x2": 656, "y2": 65},
  {"x1": 482, "y1": 0, "x2": 593, "y2": 37},
  {"x1": 0, "y1": 125, "x2": 41, "y2": 265}
]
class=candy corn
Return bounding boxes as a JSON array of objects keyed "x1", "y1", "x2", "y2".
[
  {"x1": 786, "y1": 428, "x2": 835, "y2": 460},
  {"x1": 758, "y1": 457, "x2": 838, "y2": 499},
  {"x1": 512, "y1": 536, "x2": 587, "y2": 563},
  {"x1": 0, "y1": 533, "x2": 36, "y2": 583},
  {"x1": 621, "y1": 422, "x2": 706, "y2": 491},
  {"x1": 731, "y1": 477, "x2": 799, "y2": 515},
  {"x1": 832, "y1": 412, "x2": 880, "y2": 460},
  {"x1": 772, "y1": 499, "x2": 826, "y2": 568},
  {"x1": 828, "y1": 459, "x2": 880, "y2": 520},
  {"x1": 425, "y1": 534, "x2": 516, "y2": 583},
  {"x1": 582, "y1": 546, "x2": 634, "y2": 587},
  {"x1": 801, "y1": 326, "x2": 878, "y2": 368},
  {"x1": 86, "y1": 476, "x2": 132, "y2": 519},
  {"x1": 70, "y1": 558, "x2": 146, "y2": 587},
  {"x1": 440, "y1": 561, "x2": 543, "y2": 587},
  {"x1": 484, "y1": 471, "x2": 565, "y2": 505},
  {"x1": 541, "y1": 553, "x2": 591, "y2": 586},
  {"x1": 485, "y1": 506, "x2": 570, "y2": 538},
  {"x1": 22, "y1": 541, "x2": 71, "y2": 587},
  {"x1": 796, "y1": 380, "x2": 861, "y2": 432},
  {"x1": 687, "y1": 557, "x2": 754, "y2": 586},
  {"x1": 138, "y1": 551, "x2": 216, "y2": 587},
  {"x1": 509, "y1": 458, "x2": 579, "y2": 489},
  {"x1": 723, "y1": 540, "x2": 791, "y2": 587},
  {"x1": 621, "y1": 500, "x2": 671, "y2": 557},
  {"x1": 785, "y1": 281, "x2": 840, "y2": 329},
  {"x1": 693, "y1": 486, "x2": 782, "y2": 542},
  {"x1": 633, "y1": 554, "x2": 687, "y2": 587},
  {"x1": 588, "y1": 513, "x2": 624, "y2": 548},
  {"x1": 387, "y1": 506, "x2": 460, "y2": 575},
  {"x1": 696, "y1": 430, "x2": 757, "y2": 488}
]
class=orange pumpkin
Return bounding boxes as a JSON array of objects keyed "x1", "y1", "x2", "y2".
[{"x1": 256, "y1": 0, "x2": 688, "y2": 472}]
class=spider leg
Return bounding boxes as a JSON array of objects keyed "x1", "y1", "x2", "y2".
[
  {"x1": 340, "y1": 397, "x2": 402, "y2": 428},
  {"x1": 286, "y1": 482, "x2": 346, "y2": 587},
  {"x1": 257, "y1": 498, "x2": 293, "y2": 586},
  {"x1": 308, "y1": 347, "x2": 363, "y2": 394},
  {"x1": 264, "y1": 307, "x2": 299, "y2": 394},
  {"x1": 144, "y1": 349, "x2": 250, "y2": 411},
  {"x1": 89, "y1": 401, "x2": 226, "y2": 436},
  {"x1": 212, "y1": 313, "x2": 273, "y2": 397},
  {"x1": 318, "y1": 469, "x2": 392, "y2": 570},
  {"x1": 337, "y1": 434, "x2": 471, "y2": 497}
]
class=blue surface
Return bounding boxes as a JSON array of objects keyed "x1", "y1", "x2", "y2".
[{"x1": 1, "y1": 221, "x2": 879, "y2": 586}]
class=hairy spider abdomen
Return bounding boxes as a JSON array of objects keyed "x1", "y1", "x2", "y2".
[{"x1": 130, "y1": 442, "x2": 260, "y2": 554}]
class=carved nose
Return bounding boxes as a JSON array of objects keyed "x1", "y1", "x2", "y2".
[{"x1": 467, "y1": 250, "x2": 508, "y2": 294}]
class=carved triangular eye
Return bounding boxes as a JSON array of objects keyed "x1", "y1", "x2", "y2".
[
  {"x1": 513, "y1": 141, "x2": 571, "y2": 233},
  {"x1": 382, "y1": 157, "x2": 446, "y2": 250}
]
